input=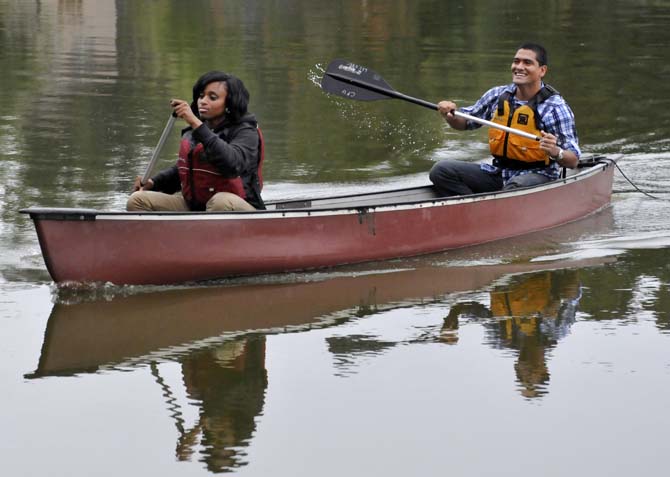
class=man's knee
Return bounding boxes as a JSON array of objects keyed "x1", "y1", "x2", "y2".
[
  {"x1": 503, "y1": 173, "x2": 551, "y2": 190},
  {"x1": 429, "y1": 162, "x2": 443, "y2": 183},
  {"x1": 429, "y1": 160, "x2": 456, "y2": 184}
]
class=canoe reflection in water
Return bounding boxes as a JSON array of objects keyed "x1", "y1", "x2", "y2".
[{"x1": 442, "y1": 269, "x2": 582, "y2": 398}]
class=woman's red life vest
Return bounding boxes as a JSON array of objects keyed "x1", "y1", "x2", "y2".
[
  {"x1": 177, "y1": 127, "x2": 265, "y2": 210},
  {"x1": 488, "y1": 85, "x2": 557, "y2": 169}
]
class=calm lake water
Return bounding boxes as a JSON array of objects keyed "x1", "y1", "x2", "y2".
[{"x1": 2, "y1": 0, "x2": 670, "y2": 476}]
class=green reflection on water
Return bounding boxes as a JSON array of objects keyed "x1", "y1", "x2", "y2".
[{"x1": 3, "y1": 0, "x2": 670, "y2": 207}]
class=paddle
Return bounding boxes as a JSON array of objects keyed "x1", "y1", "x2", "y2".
[
  {"x1": 320, "y1": 59, "x2": 541, "y2": 141},
  {"x1": 141, "y1": 113, "x2": 177, "y2": 184}
]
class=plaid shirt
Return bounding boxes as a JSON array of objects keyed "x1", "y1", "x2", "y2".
[{"x1": 460, "y1": 83, "x2": 581, "y2": 182}]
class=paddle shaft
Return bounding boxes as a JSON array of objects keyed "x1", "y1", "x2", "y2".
[
  {"x1": 142, "y1": 113, "x2": 177, "y2": 184},
  {"x1": 325, "y1": 71, "x2": 541, "y2": 142}
]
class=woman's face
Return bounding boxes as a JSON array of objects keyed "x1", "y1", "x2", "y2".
[{"x1": 197, "y1": 81, "x2": 228, "y2": 122}]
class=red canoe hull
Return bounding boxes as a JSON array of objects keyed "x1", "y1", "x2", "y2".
[{"x1": 23, "y1": 160, "x2": 616, "y2": 285}]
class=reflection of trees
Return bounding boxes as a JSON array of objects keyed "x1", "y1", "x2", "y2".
[
  {"x1": 444, "y1": 269, "x2": 582, "y2": 398},
  {"x1": 10, "y1": 0, "x2": 664, "y2": 194},
  {"x1": 173, "y1": 336, "x2": 268, "y2": 473},
  {"x1": 327, "y1": 334, "x2": 397, "y2": 376},
  {"x1": 578, "y1": 249, "x2": 670, "y2": 333}
]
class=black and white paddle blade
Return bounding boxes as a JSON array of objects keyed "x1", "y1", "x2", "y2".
[
  {"x1": 321, "y1": 59, "x2": 438, "y2": 110},
  {"x1": 320, "y1": 59, "x2": 394, "y2": 101}
]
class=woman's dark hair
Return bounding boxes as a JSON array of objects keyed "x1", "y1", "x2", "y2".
[
  {"x1": 518, "y1": 42, "x2": 548, "y2": 66},
  {"x1": 190, "y1": 70, "x2": 250, "y2": 123}
]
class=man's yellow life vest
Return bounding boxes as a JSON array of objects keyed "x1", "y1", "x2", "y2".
[{"x1": 489, "y1": 85, "x2": 557, "y2": 169}]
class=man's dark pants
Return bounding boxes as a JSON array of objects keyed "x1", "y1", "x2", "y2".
[{"x1": 429, "y1": 159, "x2": 551, "y2": 197}]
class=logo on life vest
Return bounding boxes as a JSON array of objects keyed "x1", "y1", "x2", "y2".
[{"x1": 517, "y1": 114, "x2": 529, "y2": 125}]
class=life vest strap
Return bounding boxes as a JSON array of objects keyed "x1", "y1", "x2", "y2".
[{"x1": 497, "y1": 85, "x2": 558, "y2": 129}]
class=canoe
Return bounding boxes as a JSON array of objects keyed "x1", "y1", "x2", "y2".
[{"x1": 20, "y1": 154, "x2": 618, "y2": 285}]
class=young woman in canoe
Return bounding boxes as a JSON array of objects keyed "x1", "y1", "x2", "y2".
[
  {"x1": 127, "y1": 71, "x2": 265, "y2": 211},
  {"x1": 429, "y1": 43, "x2": 580, "y2": 197}
]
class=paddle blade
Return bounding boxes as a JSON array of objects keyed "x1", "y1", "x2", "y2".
[{"x1": 320, "y1": 59, "x2": 395, "y2": 102}]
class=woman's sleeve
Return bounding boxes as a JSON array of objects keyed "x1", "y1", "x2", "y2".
[{"x1": 192, "y1": 124, "x2": 259, "y2": 177}]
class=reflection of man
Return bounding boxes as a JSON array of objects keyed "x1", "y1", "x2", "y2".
[
  {"x1": 176, "y1": 336, "x2": 267, "y2": 473},
  {"x1": 441, "y1": 270, "x2": 581, "y2": 398}
]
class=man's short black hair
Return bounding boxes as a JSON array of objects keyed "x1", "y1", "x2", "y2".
[
  {"x1": 190, "y1": 71, "x2": 250, "y2": 123},
  {"x1": 518, "y1": 42, "x2": 548, "y2": 66}
]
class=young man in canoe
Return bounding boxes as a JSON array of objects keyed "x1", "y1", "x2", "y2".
[
  {"x1": 429, "y1": 43, "x2": 580, "y2": 197},
  {"x1": 127, "y1": 71, "x2": 265, "y2": 211}
]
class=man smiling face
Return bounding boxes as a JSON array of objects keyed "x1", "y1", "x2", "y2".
[{"x1": 511, "y1": 48, "x2": 547, "y2": 95}]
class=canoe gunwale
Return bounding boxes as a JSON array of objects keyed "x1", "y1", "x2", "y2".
[{"x1": 20, "y1": 157, "x2": 617, "y2": 222}]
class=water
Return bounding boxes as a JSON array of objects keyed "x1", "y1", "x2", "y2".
[{"x1": 1, "y1": 0, "x2": 670, "y2": 475}]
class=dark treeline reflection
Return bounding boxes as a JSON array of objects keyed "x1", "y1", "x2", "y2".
[{"x1": 579, "y1": 248, "x2": 670, "y2": 329}]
